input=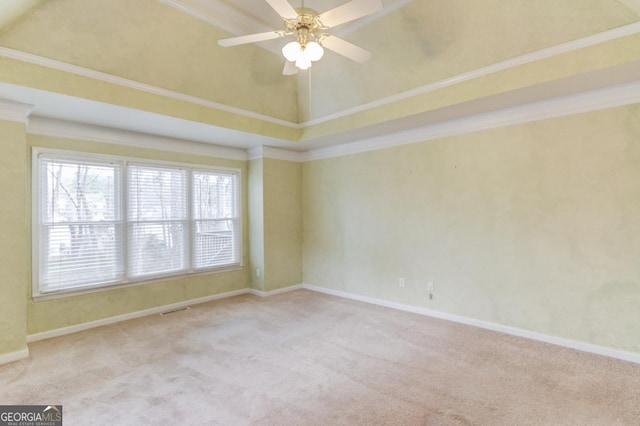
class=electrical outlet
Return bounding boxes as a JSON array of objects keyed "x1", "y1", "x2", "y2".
[
  {"x1": 399, "y1": 278, "x2": 405, "y2": 288},
  {"x1": 256, "y1": 268, "x2": 261, "y2": 278},
  {"x1": 428, "y1": 281, "x2": 434, "y2": 299}
]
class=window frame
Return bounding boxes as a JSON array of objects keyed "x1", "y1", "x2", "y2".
[
  {"x1": 127, "y1": 162, "x2": 190, "y2": 279},
  {"x1": 32, "y1": 147, "x2": 243, "y2": 301}
]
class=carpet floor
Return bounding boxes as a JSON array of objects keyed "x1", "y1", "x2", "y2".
[{"x1": 1, "y1": 290, "x2": 639, "y2": 425}]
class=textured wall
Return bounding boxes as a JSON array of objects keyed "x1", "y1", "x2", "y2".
[
  {"x1": 0, "y1": 0, "x2": 42, "y2": 29},
  {"x1": 0, "y1": 0, "x2": 299, "y2": 123},
  {"x1": 26, "y1": 134, "x2": 251, "y2": 335},
  {"x1": 263, "y1": 158, "x2": 302, "y2": 291},
  {"x1": 0, "y1": 120, "x2": 28, "y2": 355},
  {"x1": 0, "y1": 57, "x2": 300, "y2": 142},
  {"x1": 305, "y1": 0, "x2": 639, "y2": 122},
  {"x1": 248, "y1": 158, "x2": 302, "y2": 292},
  {"x1": 302, "y1": 105, "x2": 640, "y2": 353},
  {"x1": 302, "y1": 33, "x2": 640, "y2": 140}
]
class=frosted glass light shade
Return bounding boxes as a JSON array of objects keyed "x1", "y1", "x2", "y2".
[
  {"x1": 282, "y1": 39, "x2": 324, "y2": 70},
  {"x1": 305, "y1": 41, "x2": 324, "y2": 61},
  {"x1": 282, "y1": 41, "x2": 302, "y2": 62},
  {"x1": 296, "y1": 55, "x2": 312, "y2": 70}
]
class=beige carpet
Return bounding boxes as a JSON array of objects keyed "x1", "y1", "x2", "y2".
[{"x1": 1, "y1": 290, "x2": 639, "y2": 425}]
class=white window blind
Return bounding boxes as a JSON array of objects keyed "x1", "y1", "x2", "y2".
[
  {"x1": 34, "y1": 150, "x2": 242, "y2": 298},
  {"x1": 193, "y1": 170, "x2": 240, "y2": 269},
  {"x1": 39, "y1": 157, "x2": 123, "y2": 292},
  {"x1": 128, "y1": 165, "x2": 188, "y2": 277}
]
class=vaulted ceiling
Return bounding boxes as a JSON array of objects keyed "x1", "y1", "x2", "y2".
[{"x1": 0, "y1": 0, "x2": 639, "y2": 152}]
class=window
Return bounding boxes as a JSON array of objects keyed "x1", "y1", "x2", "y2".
[
  {"x1": 192, "y1": 170, "x2": 239, "y2": 269},
  {"x1": 128, "y1": 165, "x2": 188, "y2": 277},
  {"x1": 34, "y1": 149, "x2": 241, "y2": 298},
  {"x1": 38, "y1": 158, "x2": 124, "y2": 291}
]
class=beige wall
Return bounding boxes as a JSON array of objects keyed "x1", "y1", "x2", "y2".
[
  {"x1": 248, "y1": 157, "x2": 303, "y2": 292},
  {"x1": 302, "y1": 105, "x2": 640, "y2": 354},
  {"x1": 0, "y1": 0, "x2": 634, "y2": 359},
  {"x1": 0, "y1": 119, "x2": 29, "y2": 354},
  {"x1": 2, "y1": 102, "x2": 639, "y2": 359},
  {"x1": 303, "y1": 33, "x2": 640, "y2": 140},
  {"x1": 26, "y1": 134, "x2": 251, "y2": 335},
  {"x1": 0, "y1": 0, "x2": 299, "y2": 124},
  {"x1": 263, "y1": 158, "x2": 302, "y2": 291},
  {"x1": 0, "y1": 126, "x2": 305, "y2": 358}
]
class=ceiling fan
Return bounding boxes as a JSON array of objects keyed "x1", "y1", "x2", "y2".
[{"x1": 217, "y1": 0, "x2": 383, "y2": 75}]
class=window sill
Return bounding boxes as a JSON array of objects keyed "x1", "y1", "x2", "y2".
[{"x1": 31, "y1": 264, "x2": 244, "y2": 302}]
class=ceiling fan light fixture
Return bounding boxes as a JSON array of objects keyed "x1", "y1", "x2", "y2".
[
  {"x1": 304, "y1": 41, "x2": 324, "y2": 61},
  {"x1": 295, "y1": 55, "x2": 312, "y2": 70},
  {"x1": 282, "y1": 39, "x2": 323, "y2": 70},
  {"x1": 282, "y1": 41, "x2": 302, "y2": 61}
]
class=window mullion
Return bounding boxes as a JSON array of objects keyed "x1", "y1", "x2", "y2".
[
  {"x1": 122, "y1": 161, "x2": 129, "y2": 281},
  {"x1": 188, "y1": 169, "x2": 195, "y2": 272}
]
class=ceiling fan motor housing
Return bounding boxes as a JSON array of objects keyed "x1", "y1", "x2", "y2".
[{"x1": 284, "y1": 8, "x2": 326, "y2": 47}]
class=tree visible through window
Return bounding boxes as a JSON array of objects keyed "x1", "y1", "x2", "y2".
[{"x1": 40, "y1": 159, "x2": 122, "y2": 291}]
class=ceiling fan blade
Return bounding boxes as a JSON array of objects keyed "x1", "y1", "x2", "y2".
[
  {"x1": 318, "y1": 0, "x2": 383, "y2": 28},
  {"x1": 320, "y1": 35, "x2": 372, "y2": 63},
  {"x1": 265, "y1": 0, "x2": 299, "y2": 20},
  {"x1": 282, "y1": 61, "x2": 299, "y2": 75},
  {"x1": 218, "y1": 31, "x2": 285, "y2": 47}
]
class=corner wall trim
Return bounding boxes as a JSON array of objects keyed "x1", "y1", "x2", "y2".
[
  {"x1": 0, "y1": 98, "x2": 34, "y2": 123},
  {"x1": 249, "y1": 284, "x2": 303, "y2": 297},
  {"x1": 0, "y1": 348, "x2": 30, "y2": 366},
  {"x1": 248, "y1": 146, "x2": 305, "y2": 162},
  {"x1": 302, "y1": 284, "x2": 640, "y2": 365},
  {"x1": 26, "y1": 288, "x2": 250, "y2": 343}
]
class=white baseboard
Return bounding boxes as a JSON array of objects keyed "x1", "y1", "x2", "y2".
[
  {"x1": 27, "y1": 288, "x2": 250, "y2": 343},
  {"x1": 0, "y1": 348, "x2": 29, "y2": 366},
  {"x1": 249, "y1": 284, "x2": 303, "y2": 298},
  {"x1": 302, "y1": 284, "x2": 640, "y2": 365},
  {"x1": 23, "y1": 282, "x2": 640, "y2": 365}
]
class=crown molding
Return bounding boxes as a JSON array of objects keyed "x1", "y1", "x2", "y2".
[
  {"x1": 301, "y1": 80, "x2": 640, "y2": 161},
  {"x1": 248, "y1": 145, "x2": 304, "y2": 162},
  {"x1": 301, "y1": 22, "x2": 640, "y2": 127},
  {"x1": 1, "y1": 22, "x2": 637, "y2": 133},
  {"x1": 20, "y1": 79, "x2": 640, "y2": 164},
  {"x1": 0, "y1": 46, "x2": 299, "y2": 129},
  {"x1": 0, "y1": 98, "x2": 34, "y2": 123},
  {"x1": 247, "y1": 146, "x2": 264, "y2": 161},
  {"x1": 27, "y1": 117, "x2": 248, "y2": 161}
]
